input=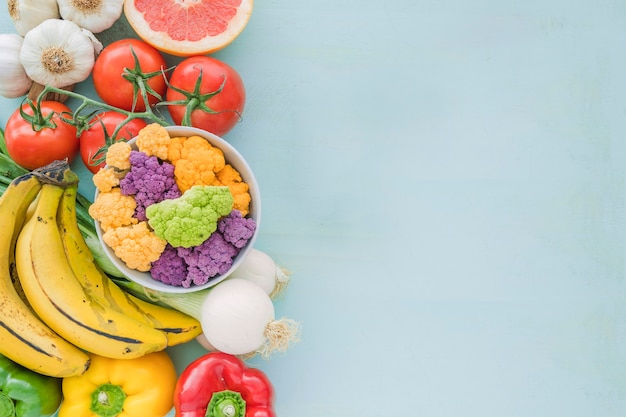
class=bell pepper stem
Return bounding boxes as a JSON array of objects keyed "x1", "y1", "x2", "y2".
[
  {"x1": 206, "y1": 390, "x2": 245, "y2": 417},
  {"x1": 0, "y1": 392, "x2": 16, "y2": 417},
  {"x1": 90, "y1": 384, "x2": 127, "y2": 417}
]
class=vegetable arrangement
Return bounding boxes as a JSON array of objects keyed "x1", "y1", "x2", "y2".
[
  {"x1": 0, "y1": 10, "x2": 247, "y2": 173},
  {"x1": 0, "y1": 139, "x2": 290, "y2": 415},
  {"x1": 90, "y1": 124, "x2": 256, "y2": 287},
  {"x1": 0, "y1": 1, "x2": 298, "y2": 416}
]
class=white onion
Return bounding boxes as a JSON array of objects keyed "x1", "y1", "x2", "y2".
[
  {"x1": 201, "y1": 279, "x2": 274, "y2": 355},
  {"x1": 227, "y1": 248, "x2": 280, "y2": 294}
]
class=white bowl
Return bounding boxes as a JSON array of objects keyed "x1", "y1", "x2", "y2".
[{"x1": 94, "y1": 126, "x2": 261, "y2": 293}]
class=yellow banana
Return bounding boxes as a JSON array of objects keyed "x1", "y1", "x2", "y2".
[
  {"x1": 9, "y1": 244, "x2": 30, "y2": 307},
  {"x1": 0, "y1": 174, "x2": 90, "y2": 377},
  {"x1": 10, "y1": 186, "x2": 40, "y2": 306},
  {"x1": 58, "y1": 185, "x2": 202, "y2": 346},
  {"x1": 16, "y1": 183, "x2": 169, "y2": 359}
]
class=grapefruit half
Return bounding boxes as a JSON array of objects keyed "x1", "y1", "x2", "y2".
[{"x1": 124, "y1": 0, "x2": 253, "y2": 56}]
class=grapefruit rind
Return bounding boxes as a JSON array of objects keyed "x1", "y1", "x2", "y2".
[{"x1": 124, "y1": 0, "x2": 253, "y2": 56}]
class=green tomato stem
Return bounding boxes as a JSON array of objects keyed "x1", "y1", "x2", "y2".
[
  {"x1": 182, "y1": 97, "x2": 200, "y2": 126},
  {"x1": 133, "y1": 76, "x2": 155, "y2": 113},
  {"x1": 37, "y1": 85, "x2": 169, "y2": 142},
  {"x1": 19, "y1": 98, "x2": 57, "y2": 132},
  {"x1": 122, "y1": 44, "x2": 169, "y2": 111},
  {"x1": 156, "y1": 67, "x2": 231, "y2": 126}
]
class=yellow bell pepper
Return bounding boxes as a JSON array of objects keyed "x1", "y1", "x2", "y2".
[{"x1": 58, "y1": 351, "x2": 177, "y2": 417}]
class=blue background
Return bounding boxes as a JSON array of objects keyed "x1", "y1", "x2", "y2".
[{"x1": 2, "y1": 1, "x2": 626, "y2": 416}]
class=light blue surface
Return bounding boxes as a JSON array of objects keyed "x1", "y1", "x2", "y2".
[{"x1": 2, "y1": 1, "x2": 626, "y2": 416}]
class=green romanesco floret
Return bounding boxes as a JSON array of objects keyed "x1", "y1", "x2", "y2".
[{"x1": 145, "y1": 185, "x2": 234, "y2": 248}]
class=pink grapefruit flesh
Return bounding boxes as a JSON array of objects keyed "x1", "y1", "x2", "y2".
[{"x1": 124, "y1": 0, "x2": 253, "y2": 56}]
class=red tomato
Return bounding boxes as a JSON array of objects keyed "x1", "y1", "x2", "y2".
[
  {"x1": 5, "y1": 101, "x2": 79, "y2": 170},
  {"x1": 92, "y1": 39, "x2": 168, "y2": 112},
  {"x1": 79, "y1": 112, "x2": 147, "y2": 174},
  {"x1": 166, "y1": 56, "x2": 246, "y2": 136}
]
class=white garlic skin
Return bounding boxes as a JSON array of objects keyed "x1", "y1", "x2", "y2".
[
  {"x1": 7, "y1": 0, "x2": 60, "y2": 37},
  {"x1": 19, "y1": 19, "x2": 100, "y2": 88},
  {"x1": 0, "y1": 34, "x2": 33, "y2": 98},
  {"x1": 57, "y1": 0, "x2": 124, "y2": 33}
]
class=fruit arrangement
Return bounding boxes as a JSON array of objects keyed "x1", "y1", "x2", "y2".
[{"x1": 0, "y1": 1, "x2": 297, "y2": 416}]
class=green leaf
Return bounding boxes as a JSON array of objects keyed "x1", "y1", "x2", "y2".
[{"x1": 0, "y1": 128, "x2": 8, "y2": 156}]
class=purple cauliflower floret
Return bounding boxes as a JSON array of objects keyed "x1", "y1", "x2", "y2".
[
  {"x1": 149, "y1": 228, "x2": 249, "y2": 288},
  {"x1": 119, "y1": 150, "x2": 181, "y2": 221},
  {"x1": 177, "y1": 233, "x2": 238, "y2": 287},
  {"x1": 148, "y1": 207, "x2": 257, "y2": 288},
  {"x1": 149, "y1": 244, "x2": 188, "y2": 286},
  {"x1": 218, "y1": 210, "x2": 256, "y2": 248}
]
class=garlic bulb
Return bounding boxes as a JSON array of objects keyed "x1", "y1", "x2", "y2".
[
  {"x1": 57, "y1": 0, "x2": 124, "y2": 33},
  {"x1": 6, "y1": 0, "x2": 60, "y2": 37},
  {"x1": 0, "y1": 34, "x2": 33, "y2": 98},
  {"x1": 19, "y1": 19, "x2": 102, "y2": 88}
]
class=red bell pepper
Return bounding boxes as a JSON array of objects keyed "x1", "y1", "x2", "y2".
[{"x1": 174, "y1": 352, "x2": 276, "y2": 417}]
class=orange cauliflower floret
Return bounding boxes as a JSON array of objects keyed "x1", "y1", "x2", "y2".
[
  {"x1": 136, "y1": 123, "x2": 171, "y2": 160},
  {"x1": 102, "y1": 221, "x2": 167, "y2": 272},
  {"x1": 105, "y1": 141, "x2": 132, "y2": 170},
  {"x1": 92, "y1": 167, "x2": 124, "y2": 193},
  {"x1": 167, "y1": 135, "x2": 226, "y2": 193},
  {"x1": 88, "y1": 188, "x2": 138, "y2": 232},
  {"x1": 212, "y1": 164, "x2": 251, "y2": 216}
]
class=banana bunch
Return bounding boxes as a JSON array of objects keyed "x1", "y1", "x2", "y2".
[{"x1": 0, "y1": 161, "x2": 201, "y2": 378}]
